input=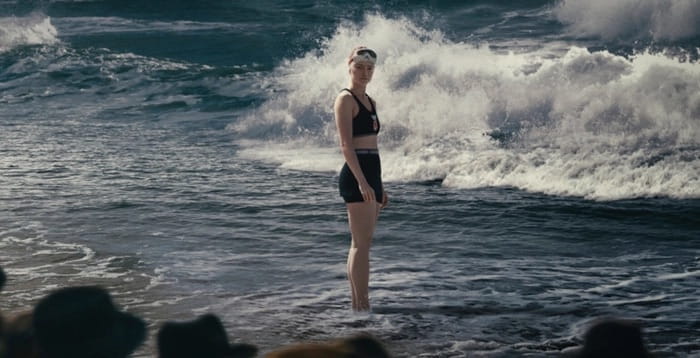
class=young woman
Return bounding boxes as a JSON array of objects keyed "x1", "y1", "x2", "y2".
[{"x1": 334, "y1": 46, "x2": 388, "y2": 311}]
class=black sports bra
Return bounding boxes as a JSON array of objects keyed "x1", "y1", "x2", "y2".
[{"x1": 342, "y1": 88, "x2": 380, "y2": 137}]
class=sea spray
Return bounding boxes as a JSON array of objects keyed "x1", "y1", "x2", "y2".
[
  {"x1": 0, "y1": 12, "x2": 57, "y2": 51},
  {"x1": 231, "y1": 14, "x2": 700, "y2": 200},
  {"x1": 555, "y1": 0, "x2": 700, "y2": 41}
]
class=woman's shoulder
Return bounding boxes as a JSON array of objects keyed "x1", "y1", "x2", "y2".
[
  {"x1": 335, "y1": 90, "x2": 355, "y2": 106},
  {"x1": 336, "y1": 89, "x2": 354, "y2": 99}
]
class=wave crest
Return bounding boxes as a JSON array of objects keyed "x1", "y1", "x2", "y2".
[
  {"x1": 0, "y1": 13, "x2": 58, "y2": 51},
  {"x1": 555, "y1": 0, "x2": 700, "y2": 41},
  {"x1": 232, "y1": 13, "x2": 700, "y2": 200}
]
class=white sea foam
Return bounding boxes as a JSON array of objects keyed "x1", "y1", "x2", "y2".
[
  {"x1": 656, "y1": 267, "x2": 700, "y2": 281},
  {"x1": 0, "y1": 223, "x2": 158, "y2": 308},
  {"x1": 607, "y1": 294, "x2": 668, "y2": 306},
  {"x1": 237, "y1": 139, "x2": 341, "y2": 172},
  {"x1": 0, "y1": 13, "x2": 58, "y2": 51},
  {"x1": 554, "y1": 0, "x2": 700, "y2": 41},
  {"x1": 586, "y1": 278, "x2": 639, "y2": 294},
  {"x1": 232, "y1": 14, "x2": 700, "y2": 200}
]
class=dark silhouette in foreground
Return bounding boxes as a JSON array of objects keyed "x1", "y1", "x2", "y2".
[
  {"x1": 2, "y1": 311, "x2": 38, "y2": 358},
  {"x1": 157, "y1": 313, "x2": 257, "y2": 358},
  {"x1": 265, "y1": 333, "x2": 390, "y2": 358},
  {"x1": 568, "y1": 318, "x2": 654, "y2": 358},
  {"x1": 32, "y1": 286, "x2": 146, "y2": 358}
]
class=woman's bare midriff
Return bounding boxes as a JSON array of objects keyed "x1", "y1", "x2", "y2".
[{"x1": 352, "y1": 135, "x2": 378, "y2": 150}]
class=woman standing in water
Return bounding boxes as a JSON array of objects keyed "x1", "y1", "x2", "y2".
[{"x1": 335, "y1": 46, "x2": 388, "y2": 311}]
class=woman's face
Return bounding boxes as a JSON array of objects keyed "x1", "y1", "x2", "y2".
[{"x1": 350, "y1": 61, "x2": 374, "y2": 85}]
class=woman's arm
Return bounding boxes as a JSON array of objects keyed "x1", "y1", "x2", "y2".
[
  {"x1": 335, "y1": 93, "x2": 377, "y2": 202},
  {"x1": 370, "y1": 97, "x2": 388, "y2": 209}
]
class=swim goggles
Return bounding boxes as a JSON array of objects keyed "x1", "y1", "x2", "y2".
[{"x1": 350, "y1": 48, "x2": 377, "y2": 65}]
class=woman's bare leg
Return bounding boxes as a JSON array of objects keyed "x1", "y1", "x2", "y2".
[{"x1": 346, "y1": 201, "x2": 381, "y2": 311}]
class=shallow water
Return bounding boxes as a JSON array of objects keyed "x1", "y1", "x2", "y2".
[{"x1": 1, "y1": 1, "x2": 699, "y2": 356}]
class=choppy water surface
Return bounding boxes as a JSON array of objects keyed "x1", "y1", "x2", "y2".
[{"x1": 1, "y1": 1, "x2": 699, "y2": 356}]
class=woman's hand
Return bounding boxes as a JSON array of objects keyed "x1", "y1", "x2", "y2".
[
  {"x1": 358, "y1": 181, "x2": 376, "y2": 202},
  {"x1": 380, "y1": 191, "x2": 388, "y2": 209}
]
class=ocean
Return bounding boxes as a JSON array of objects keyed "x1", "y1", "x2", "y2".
[{"x1": 1, "y1": 1, "x2": 699, "y2": 357}]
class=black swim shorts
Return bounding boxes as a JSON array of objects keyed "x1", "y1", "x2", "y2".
[{"x1": 339, "y1": 149, "x2": 384, "y2": 204}]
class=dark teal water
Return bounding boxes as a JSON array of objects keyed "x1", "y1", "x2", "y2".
[{"x1": 1, "y1": 1, "x2": 699, "y2": 357}]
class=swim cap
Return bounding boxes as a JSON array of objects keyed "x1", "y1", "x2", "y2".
[{"x1": 349, "y1": 47, "x2": 377, "y2": 65}]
